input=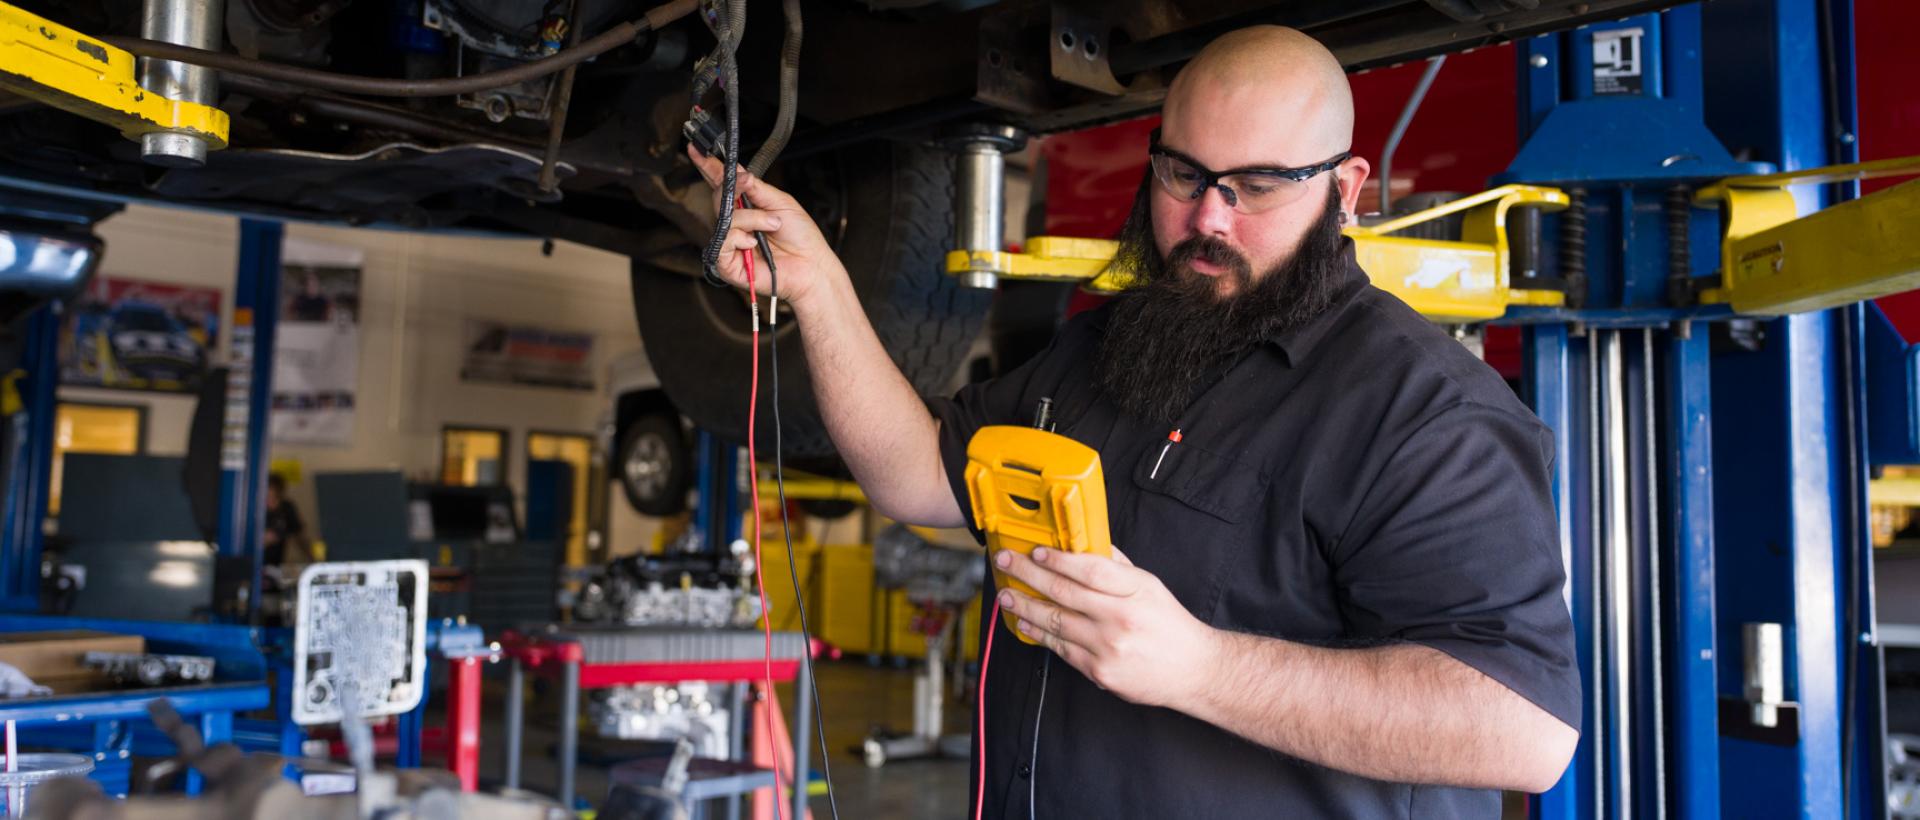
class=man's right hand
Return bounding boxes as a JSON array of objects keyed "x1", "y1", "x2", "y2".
[
  {"x1": 683, "y1": 143, "x2": 966, "y2": 530},
  {"x1": 687, "y1": 143, "x2": 842, "y2": 310}
]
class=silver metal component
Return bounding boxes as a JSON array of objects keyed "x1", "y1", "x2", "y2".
[
  {"x1": 1379, "y1": 55, "x2": 1446, "y2": 215},
  {"x1": 480, "y1": 93, "x2": 515, "y2": 123},
  {"x1": 863, "y1": 525, "x2": 982, "y2": 768},
  {"x1": 81, "y1": 651, "x2": 215, "y2": 687},
  {"x1": 1584, "y1": 328, "x2": 1607, "y2": 818},
  {"x1": 1744, "y1": 622, "x2": 1785, "y2": 728},
  {"x1": 872, "y1": 525, "x2": 985, "y2": 606},
  {"x1": 944, "y1": 124, "x2": 1027, "y2": 290},
  {"x1": 1641, "y1": 327, "x2": 1667, "y2": 818},
  {"x1": 625, "y1": 432, "x2": 673, "y2": 499},
  {"x1": 1601, "y1": 329, "x2": 1633, "y2": 814},
  {"x1": 504, "y1": 659, "x2": 524, "y2": 790},
  {"x1": 613, "y1": 582, "x2": 762, "y2": 628},
  {"x1": 955, "y1": 144, "x2": 1006, "y2": 289},
  {"x1": 591, "y1": 683, "x2": 731, "y2": 758},
  {"x1": 1530, "y1": 53, "x2": 1550, "y2": 68},
  {"x1": 139, "y1": 0, "x2": 224, "y2": 167},
  {"x1": 559, "y1": 659, "x2": 578, "y2": 808}
]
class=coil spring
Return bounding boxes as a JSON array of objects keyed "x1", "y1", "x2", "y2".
[
  {"x1": 1666, "y1": 185, "x2": 1693, "y2": 306},
  {"x1": 1560, "y1": 188, "x2": 1588, "y2": 308}
]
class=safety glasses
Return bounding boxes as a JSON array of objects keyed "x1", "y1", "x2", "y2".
[{"x1": 1148, "y1": 134, "x2": 1350, "y2": 214}]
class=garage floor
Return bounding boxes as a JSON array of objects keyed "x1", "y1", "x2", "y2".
[{"x1": 476, "y1": 659, "x2": 971, "y2": 819}]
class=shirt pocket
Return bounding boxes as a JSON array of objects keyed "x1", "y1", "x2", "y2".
[
  {"x1": 1131, "y1": 441, "x2": 1268, "y2": 522},
  {"x1": 1123, "y1": 442, "x2": 1269, "y2": 621}
]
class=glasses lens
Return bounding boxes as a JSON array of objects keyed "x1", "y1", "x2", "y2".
[
  {"x1": 1149, "y1": 153, "x2": 1208, "y2": 200},
  {"x1": 1220, "y1": 173, "x2": 1310, "y2": 214}
]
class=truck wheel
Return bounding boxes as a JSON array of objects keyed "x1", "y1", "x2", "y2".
[{"x1": 631, "y1": 141, "x2": 991, "y2": 458}]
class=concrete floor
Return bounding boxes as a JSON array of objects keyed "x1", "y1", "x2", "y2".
[{"x1": 476, "y1": 658, "x2": 971, "y2": 819}]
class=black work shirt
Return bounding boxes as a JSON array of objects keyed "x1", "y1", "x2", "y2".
[{"x1": 929, "y1": 240, "x2": 1579, "y2": 819}]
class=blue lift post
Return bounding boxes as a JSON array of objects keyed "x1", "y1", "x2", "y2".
[
  {"x1": 224, "y1": 219, "x2": 283, "y2": 623},
  {"x1": 0, "y1": 307, "x2": 59, "y2": 612},
  {"x1": 1508, "y1": 0, "x2": 1885, "y2": 816}
]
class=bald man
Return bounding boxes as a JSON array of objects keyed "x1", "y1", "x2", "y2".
[{"x1": 691, "y1": 25, "x2": 1579, "y2": 819}]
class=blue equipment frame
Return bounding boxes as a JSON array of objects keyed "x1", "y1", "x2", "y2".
[{"x1": 1512, "y1": 2, "x2": 1887, "y2": 817}]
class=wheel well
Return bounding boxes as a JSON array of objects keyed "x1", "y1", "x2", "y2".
[{"x1": 614, "y1": 388, "x2": 681, "y2": 444}]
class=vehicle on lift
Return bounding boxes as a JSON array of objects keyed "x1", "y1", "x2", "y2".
[
  {"x1": 602, "y1": 349, "x2": 691, "y2": 516},
  {"x1": 0, "y1": 0, "x2": 1689, "y2": 455}
]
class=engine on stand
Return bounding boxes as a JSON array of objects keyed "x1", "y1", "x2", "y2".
[{"x1": 571, "y1": 544, "x2": 761, "y2": 756}]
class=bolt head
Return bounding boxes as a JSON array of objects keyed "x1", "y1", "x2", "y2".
[{"x1": 1530, "y1": 54, "x2": 1550, "y2": 68}]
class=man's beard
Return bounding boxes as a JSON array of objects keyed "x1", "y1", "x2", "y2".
[{"x1": 1095, "y1": 177, "x2": 1348, "y2": 427}]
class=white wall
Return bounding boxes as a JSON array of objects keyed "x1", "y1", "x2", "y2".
[
  {"x1": 70, "y1": 203, "x2": 648, "y2": 532},
  {"x1": 69, "y1": 156, "x2": 1030, "y2": 551}
]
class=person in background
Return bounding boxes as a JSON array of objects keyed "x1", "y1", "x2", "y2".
[{"x1": 264, "y1": 473, "x2": 311, "y2": 567}]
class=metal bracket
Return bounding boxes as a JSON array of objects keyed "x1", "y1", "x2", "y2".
[
  {"x1": 1049, "y1": 6, "x2": 1125, "y2": 96},
  {"x1": 0, "y1": 3, "x2": 229, "y2": 152},
  {"x1": 950, "y1": 185, "x2": 1572, "y2": 324},
  {"x1": 1695, "y1": 155, "x2": 1920, "y2": 316}
]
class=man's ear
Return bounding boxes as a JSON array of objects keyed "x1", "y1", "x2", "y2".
[{"x1": 1336, "y1": 156, "x2": 1372, "y2": 220}]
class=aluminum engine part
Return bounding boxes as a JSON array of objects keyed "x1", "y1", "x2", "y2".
[
  {"x1": 619, "y1": 582, "x2": 761, "y2": 629},
  {"x1": 574, "y1": 550, "x2": 758, "y2": 627},
  {"x1": 588, "y1": 683, "x2": 730, "y2": 758},
  {"x1": 873, "y1": 524, "x2": 986, "y2": 606}
]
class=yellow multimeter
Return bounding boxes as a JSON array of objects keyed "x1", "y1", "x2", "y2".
[{"x1": 964, "y1": 425, "x2": 1111, "y2": 644}]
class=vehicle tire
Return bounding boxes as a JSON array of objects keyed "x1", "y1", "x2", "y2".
[
  {"x1": 631, "y1": 142, "x2": 992, "y2": 458},
  {"x1": 617, "y1": 410, "x2": 692, "y2": 516}
]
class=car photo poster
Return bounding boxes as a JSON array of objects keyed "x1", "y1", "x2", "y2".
[
  {"x1": 271, "y1": 237, "x2": 362, "y2": 446},
  {"x1": 58, "y1": 276, "x2": 222, "y2": 393}
]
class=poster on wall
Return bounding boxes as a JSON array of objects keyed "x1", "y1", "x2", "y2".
[
  {"x1": 461, "y1": 321, "x2": 595, "y2": 391},
  {"x1": 59, "y1": 276, "x2": 221, "y2": 393},
  {"x1": 270, "y1": 238, "x2": 362, "y2": 446}
]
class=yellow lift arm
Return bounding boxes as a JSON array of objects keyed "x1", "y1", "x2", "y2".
[
  {"x1": 0, "y1": 3, "x2": 227, "y2": 152},
  {"x1": 1695, "y1": 155, "x2": 1920, "y2": 316},
  {"x1": 947, "y1": 185, "x2": 1571, "y2": 324}
]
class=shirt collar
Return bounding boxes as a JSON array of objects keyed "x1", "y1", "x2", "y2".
[{"x1": 1264, "y1": 237, "x2": 1368, "y2": 368}]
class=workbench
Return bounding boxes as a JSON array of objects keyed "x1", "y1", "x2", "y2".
[
  {"x1": 0, "y1": 614, "x2": 272, "y2": 797},
  {"x1": 0, "y1": 615, "x2": 496, "y2": 794},
  {"x1": 500, "y1": 626, "x2": 816, "y2": 818}
]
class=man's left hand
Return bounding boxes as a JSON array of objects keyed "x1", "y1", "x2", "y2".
[{"x1": 994, "y1": 546, "x2": 1221, "y2": 709}]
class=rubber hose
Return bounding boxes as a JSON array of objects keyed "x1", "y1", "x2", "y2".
[{"x1": 746, "y1": 0, "x2": 801, "y2": 178}]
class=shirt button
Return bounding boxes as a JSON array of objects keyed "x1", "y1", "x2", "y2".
[{"x1": 1018, "y1": 763, "x2": 1032, "y2": 779}]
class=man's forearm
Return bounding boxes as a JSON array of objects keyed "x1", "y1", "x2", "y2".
[
  {"x1": 1186, "y1": 631, "x2": 1576, "y2": 793},
  {"x1": 791, "y1": 273, "x2": 964, "y2": 528}
]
